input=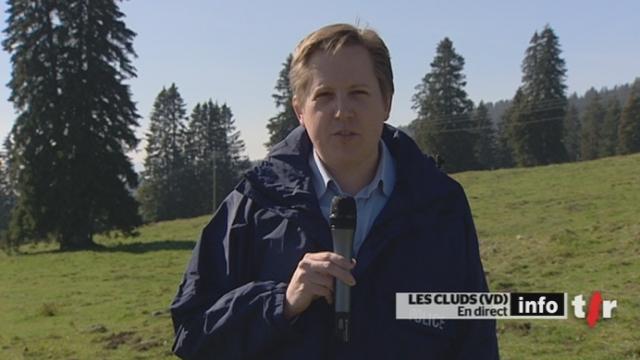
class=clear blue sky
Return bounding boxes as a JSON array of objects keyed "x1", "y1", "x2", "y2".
[{"x1": 1, "y1": 0, "x2": 639, "y2": 169}]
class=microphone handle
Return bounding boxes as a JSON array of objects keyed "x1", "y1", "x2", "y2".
[{"x1": 332, "y1": 227, "x2": 354, "y2": 343}]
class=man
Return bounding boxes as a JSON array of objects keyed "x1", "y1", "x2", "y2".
[{"x1": 171, "y1": 23, "x2": 499, "y2": 359}]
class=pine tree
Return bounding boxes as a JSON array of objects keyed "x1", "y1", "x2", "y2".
[
  {"x1": 218, "y1": 104, "x2": 251, "y2": 202},
  {"x1": 3, "y1": 0, "x2": 141, "y2": 249},
  {"x1": 411, "y1": 37, "x2": 477, "y2": 173},
  {"x1": 473, "y1": 102, "x2": 496, "y2": 169},
  {"x1": 138, "y1": 84, "x2": 188, "y2": 222},
  {"x1": 509, "y1": 25, "x2": 568, "y2": 166},
  {"x1": 493, "y1": 95, "x2": 521, "y2": 169},
  {"x1": 563, "y1": 103, "x2": 581, "y2": 161},
  {"x1": 181, "y1": 102, "x2": 209, "y2": 217},
  {"x1": 580, "y1": 92, "x2": 605, "y2": 160},
  {"x1": 504, "y1": 89, "x2": 537, "y2": 166},
  {"x1": 495, "y1": 116, "x2": 515, "y2": 169},
  {"x1": 0, "y1": 151, "x2": 15, "y2": 242},
  {"x1": 617, "y1": 82, "x2": 640, "y2": 154},
  {"x1": 265, "y1": 54, "x2": 298, "y2": 148},
  {"x1": 599, "y1": 98, "x2": 621, "y2": 157}
]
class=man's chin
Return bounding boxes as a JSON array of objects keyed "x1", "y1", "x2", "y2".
[{"x1": 326, "y1": 156, "x2": 366, "y2": 171}]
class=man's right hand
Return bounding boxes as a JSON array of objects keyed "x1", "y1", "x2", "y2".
[{"x1": 284, "y1": 252, "x2": 356, "y2": 320}]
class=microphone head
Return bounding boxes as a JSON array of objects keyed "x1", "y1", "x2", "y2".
[{"x1": 330, "y1": 196, "x2": 356, "y2": 229}]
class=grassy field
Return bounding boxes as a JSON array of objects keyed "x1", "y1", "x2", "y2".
[{"x1": 1, "y1": 154, "x2": 639, "y2": 359}]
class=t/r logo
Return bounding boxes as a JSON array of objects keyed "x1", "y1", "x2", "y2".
[{"x1": 571, "y1": 291, "x2": 617, "y2": 328}]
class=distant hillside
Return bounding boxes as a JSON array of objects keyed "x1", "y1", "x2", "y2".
[
  {"x1": 485, "y1": 79, "x2": 638, "y2": 125},
  {"x1": 398, "y1": 79, "x2": 639, "y2": 130}
]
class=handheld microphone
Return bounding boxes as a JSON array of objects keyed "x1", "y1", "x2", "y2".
[{"x1": 330, "y1": 196, "x2": 356, "y2": 343}]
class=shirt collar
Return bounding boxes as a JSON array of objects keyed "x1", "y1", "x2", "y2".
[{"x1": 308, "y1": 140, "x2": 395, "y2": 199}]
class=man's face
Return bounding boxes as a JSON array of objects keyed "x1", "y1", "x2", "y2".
[{"x1": 293, "y1": 45, "x2": 391, "y2": 171}]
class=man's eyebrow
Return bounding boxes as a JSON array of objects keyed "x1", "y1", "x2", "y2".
[
  {"x1": 311, "y1": 84, "x2": 332, "y2": 92},
  {"x1": 310, "y1": 83, "x2": 371, "y2": 93},
  {"x1": 350, "y1": 83, "x2": 371, "y2": 88}
]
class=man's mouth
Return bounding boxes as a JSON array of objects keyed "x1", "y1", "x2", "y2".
[{"x1": 333, "y1": 130, "x2": 358, "y2": 136}]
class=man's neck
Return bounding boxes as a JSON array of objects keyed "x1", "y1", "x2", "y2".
[{"x1": 320, "y1": 147, "x2": 380, "y2": 196}]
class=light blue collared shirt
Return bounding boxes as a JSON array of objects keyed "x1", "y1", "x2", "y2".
[{"x1": 308, "y1": 141, "x2": 396, "y2": 255}]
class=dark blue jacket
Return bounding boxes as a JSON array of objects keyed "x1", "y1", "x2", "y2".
[{"x1": 171, "y1": 125, "x2": 499, "y2": 359}]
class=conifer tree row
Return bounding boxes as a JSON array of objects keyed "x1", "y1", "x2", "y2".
[
  {"x1": 139, "y1": 85, "x2": 250, "y2": 223},
  {"x1": 618, "y1": 81, "x2": 640, "y2": 154}
]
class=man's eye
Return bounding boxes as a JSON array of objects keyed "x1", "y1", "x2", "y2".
[
  {"x1": 352, "y1": 90, "x2": 369, "y2": 95},
  {"x1": 314, "y1": 92, "x2": 331, "y2": 99}
]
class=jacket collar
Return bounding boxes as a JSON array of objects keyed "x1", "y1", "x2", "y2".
[
  {"x1": 242, "y1": 124, "x2": 445, "y2": 218},
  {"x1": 309, "y1": 140, "x2": 395, "y2": 199}
]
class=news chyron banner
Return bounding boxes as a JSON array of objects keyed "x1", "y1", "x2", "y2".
[{"x1": 396, "y1": 292, "x2": 567, "y2": 319}]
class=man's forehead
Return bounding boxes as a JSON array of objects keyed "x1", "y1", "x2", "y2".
[
  {"x1": 306, "y1": 47, "x2": 376, "y2": 84},
  {"x1": 310, "y1": 81, "x2": 371, "y2": 89},
  {"x1": 307, "y1": 71, "x2": 376, "y2": 91},
  {"x1": 306, "y1": 45, "x2": 370, "y2": 64}
]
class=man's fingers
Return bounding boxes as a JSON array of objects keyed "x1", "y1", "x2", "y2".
[
  {"x1": 306, "y1": 271, "x2": 334, "y2": 291},
  {"x1": 310, "y1": 252, "x2": 356, "y2": 270},
  {"x1": 307, "y1": 260, "x2": 356, "y2": 286},
  {"x1": 306, "y1": 282, "x2": 333, "y2": 304}
]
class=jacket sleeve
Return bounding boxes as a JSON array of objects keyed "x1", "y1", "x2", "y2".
[
  {"x1": 451, "y1": 185, "x2": 500, "y2": 360},
  {"x1": 170, "y1": 190, "x2": 295, "y2": 359}
]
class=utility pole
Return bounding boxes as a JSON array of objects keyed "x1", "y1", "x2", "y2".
[{"x1": 212, "y1": 149, "x2": 217, "y2": 213}]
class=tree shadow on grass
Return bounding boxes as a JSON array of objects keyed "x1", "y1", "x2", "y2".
[
  {"x1": 17, "y1": 240, "x2": 196, "y2": 255},
  {"x1": 96, "y1": 240, "x2": 197, "y2": 254}
]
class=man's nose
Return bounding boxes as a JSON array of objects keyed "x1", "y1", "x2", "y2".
[{"x1": 333, "y1": 93, "x2": 354, "y2": 120}]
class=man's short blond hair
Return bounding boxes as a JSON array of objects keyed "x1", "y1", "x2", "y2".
[{"x1": 289, "y1": 23, "x2": 394, "y2": 105}]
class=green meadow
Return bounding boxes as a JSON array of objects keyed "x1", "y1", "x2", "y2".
[{"x1": 1, "y1": 154, "x2": 639, "y2": 359}]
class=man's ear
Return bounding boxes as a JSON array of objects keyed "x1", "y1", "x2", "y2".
[
  {"x1": 384, "y1": 94, "x2": 393, "y2": 121},
  {"x1": 292, "y1": 95, "x2": 305, "y2": 128}
]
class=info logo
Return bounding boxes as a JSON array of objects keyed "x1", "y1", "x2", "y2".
[{"x1": 571, "y1": 291, "x2": 617, "y2": 328}]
